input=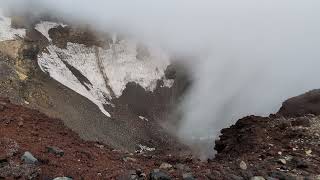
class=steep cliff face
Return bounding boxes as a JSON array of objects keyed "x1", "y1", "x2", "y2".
[{"x1": 0, "y1": 12, "x2": 189, "y2": 152}]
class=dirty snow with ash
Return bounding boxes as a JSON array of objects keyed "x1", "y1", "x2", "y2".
[
  {"x1": 37, "y1": 22, "x2": 173, "y2": 117},
  {"x1": 0, "y1": 11, "x2": 26, "y2": 41},
  {"x1": 35, "y1": 21, "x2": 67, "y2": 41}
]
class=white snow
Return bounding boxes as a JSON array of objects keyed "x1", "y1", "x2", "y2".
[
  {"x1": 0, "y1": 11, "x2": 26, "y2": 42},
  {"x1": 138, "y1": 116, "x2": 149, "y2": 121},
  {"x1": 37, "y1": 44, "x2": 111, "y2": 117},
  {"x1": 99, "y1": 39, "x2": 171, "y2": 97},
  {"x1": 162, "y1": 79, "x2": 175, "y2": 88},
  {"x1": 135, "y1": 144, "x2": 155, "y2": 153},
  {"x1": 37, "y1": 24, "x2": 174, "y2": 117},
  {"x1": 35, "y1": 21, "x2": 66, "y2": 41}
]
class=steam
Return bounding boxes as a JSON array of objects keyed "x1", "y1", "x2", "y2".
[{"x1": 2, "y1": 0, "x2": 320, "y2": 158}]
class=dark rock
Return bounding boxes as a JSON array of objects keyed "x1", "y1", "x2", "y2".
[
  {"x1": 206, "y1": 170, "x2": 224, "y2": 180},
  {"x1": 292, "y1": 158, "x2": 309, "y2": 169},
  {"x1": 291, "y1": 117, "x2": 311, "y2": 127},
  {"x1": 46, "y1": 146, "x2": 64, "y2": 157},
  {"x1": 22, "y1": 44, "x2": 40, "y2": 60},
  {"x1": 227, "y1": 174, "x2": 244, "y2": 180},
  {"x1": 277, "y1": 122, "x2": 291, "y2": 130},
  {"x1": 240, "y1": 171, "x2": 254, "y2": 179},
  {"x1": 0, "y1": 158, "x2": 8, "y2": 168},
  {"x1": 0, "y1": 105, "x2": 5, "y2": 112},
  {"x1": 21, "y1": 151, "x2": 38, "y2": 164},
  {"x1": 269, "y1": 172, "x2": 295, "y2": 180},
  {"x1": 164, "y1": 65, "x2": 176, "y2": 80},
  {"x1": 135, "y1": 169, "x2": 143, "y2": 177},
  {"x1": 149, "y1": 169, "x2": 171, "y2": 180},
  {"x1": 278, "y1": 89, "x2": 320, "y2": 117}
]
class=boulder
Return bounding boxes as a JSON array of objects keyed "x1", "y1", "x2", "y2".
[
  {"x1": 46, "y1": 146, "x2": 64, "y2": 157},
  {"x1": 149, "y1": 169, "x2": 171, "y2": 180},
  {"x1": 21, "y1": 151, "x2": 38, "y2": 164}
]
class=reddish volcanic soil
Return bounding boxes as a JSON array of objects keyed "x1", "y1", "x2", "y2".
[{"x1": 1, "y1": 90, "x2": 320, "y2": 180}]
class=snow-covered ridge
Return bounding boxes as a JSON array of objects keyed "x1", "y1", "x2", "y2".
[
  {"x1": 35, "y1": 21, "x2": 66, "y2": 41},
  {"x1": 36, "y1": 21, "x2": 174, "y2": 117},
  {"x1": 0, "y1": 11, "x2": 26, "y2": 41}
]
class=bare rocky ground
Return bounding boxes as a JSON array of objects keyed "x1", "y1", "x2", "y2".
[{"x1": 1, "y1": 90, "x2": 320, "y2": 180}]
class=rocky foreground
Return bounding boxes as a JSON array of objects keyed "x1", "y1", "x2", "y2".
[{"x1": 1, "y1": 90, "x2": 320, "y2": 180}]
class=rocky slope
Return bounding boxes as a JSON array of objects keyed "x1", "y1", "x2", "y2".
[
  {"x1": 1, "y1": 91, "x2": 320, "y2": 179},
  {"x1": 0, "y1": 11, "x2": 190, "y2": 152}
]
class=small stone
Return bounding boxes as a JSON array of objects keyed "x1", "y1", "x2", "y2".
[
  {"x1": 175, "y1": 163, "x2": 191, "y2": 172},
  {"x1": 149, "y1": 169, "x2": 171, "y2": 180},
  {"x1": 240, "y1": 161, "x2": 247, "y2": 170},
  {"x1": 123, "y1": 157, "x2": 137, "y2": 162},
  {"x1": 182, "y1": 172, "x2": 195, "y2": 180},
  {"x1": 46, "y1": 146, "x2": 64, "y2": 157},
  {"x1": 53, "y1": 177, "x2": 73, "y2": 180},
  {"x1": 305, "y1": 150, "x2": 312, "y2": 156},
  {"x1": 18, "y1": 121, "x2": 24, "y2": 127},
  {"x1": 250, "y1": 176, "x2": 265, "y2": 180},
  {"x1": 278, "y1": 159, "x2": 287, "y2": 165},
  {"x1": 21, "y1": 151, "x2": 38, "y2": 164},
  {"x1": 285, "y1": 155, "x2": 293, "y2": 161},
  {"x1": 160, "y1": 162, "x2": 173, "y2": 169},
  {"x1": 228, "y1": 174, "x2": 244, "y2": 180},
  {"x1": 0, "y1": 104, "x2": 5, "y2": 112}
]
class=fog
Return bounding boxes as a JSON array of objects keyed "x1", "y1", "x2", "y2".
[{"x1": 2, "y1": 0, "x2": 320, "y2": 158}]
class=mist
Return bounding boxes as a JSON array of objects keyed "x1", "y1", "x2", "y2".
[{"x1": 2, "y1": 0, "x2": 320, "y2": 158}]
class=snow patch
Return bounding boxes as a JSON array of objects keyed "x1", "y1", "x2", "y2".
[
  {"x1": 162, "y1": 79, "x2": 175, "y2": 88},
  {"x1": 35, "y1": 21, "x2": 66, "y2": 41},
  {"x1": 37, "y1": 44, "x2": 111, "y2": 117},
  {"x1": 0, "y1": 11, "x2": 26, "y2": 41},
  {"x1": 99, "y1": 40, "x2": 171, "y2": 97},
  {"x1": 135, "y1": 144, "x2": 155, "y2": 153},
  {"x1": 138, "y1": 116, "x2": 149, "y2": 122},
  {"x1": 38, "y1": 36, "x2": 173, "y2": 117}
]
